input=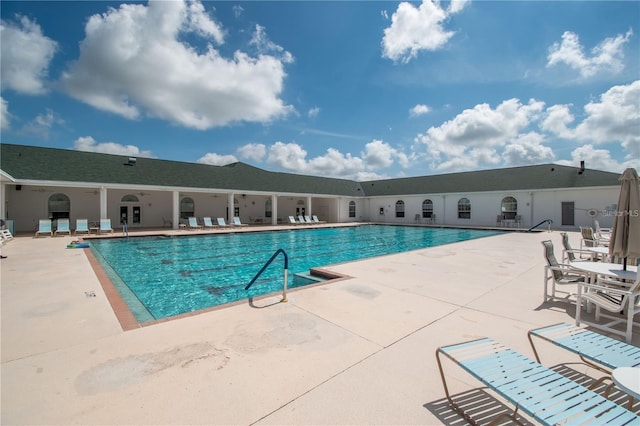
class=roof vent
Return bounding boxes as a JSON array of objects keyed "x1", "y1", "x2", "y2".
[{"x1": 127, "y1": 157, "x2": 137, "y2": 166}]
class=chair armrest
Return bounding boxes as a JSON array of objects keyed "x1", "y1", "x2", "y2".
[{"x1": 578, "y1": 281, "x2": 635, "y2": 297}]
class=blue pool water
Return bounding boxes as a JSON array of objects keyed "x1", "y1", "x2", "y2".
[{"x1": 89, "y1": 225, "x2": 504, "y2": 322}]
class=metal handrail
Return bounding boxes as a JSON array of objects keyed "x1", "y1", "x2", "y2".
[
  {"x1": 245, "y1": 248, "x2": 289, "y2": 302},
  {"x1": 121, "y1": 220, "x2": 129, "y2": 239},
  {"x1": 528, "y1": 219, "x2": 553, "y2": 232}
]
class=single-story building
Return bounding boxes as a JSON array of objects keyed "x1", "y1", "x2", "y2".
[{"x1": 0, "y1": 143, "x2": 622, "y2": 234}]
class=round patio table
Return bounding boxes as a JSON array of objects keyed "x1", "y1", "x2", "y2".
[{"x1": 612, "y1": 367, "x2": 640, "y2": 410}]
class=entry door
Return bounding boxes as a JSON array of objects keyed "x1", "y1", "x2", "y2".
[
  {"x1": 561, "y1": 202, "x2": 574, "y2": 226},
  {"x1": 120, "y1": 205, "x2": 141, "y2": 226}
]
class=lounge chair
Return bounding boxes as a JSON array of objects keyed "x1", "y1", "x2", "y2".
[
  {"x1": 311, "y1": 215, "x2": 325, "y2": 224},
  {"x1": 580, "y1": 225, "x2": 607, "y2": 249},
  {"x1": 288, "y1": 216, "x2": 300, "y2": 225},
  {"x1": 1, "y1": 229, "x2": 14, "y2": 242},
  {"x1": 304, "y1": 215, "x2": 313, "y2": 224},
  {"x1": 202, "y1": 217, "x2": 216, "y2": 229},
  {"x1": 216, "y1": 218, "x2": 228, "y2": 227},
  {"x1": 541, "y1": 240, "x2": 587, "y2": 303},
  {"x1": 232, "y1": 217, "x2": 248, "y2": 227},
  {"x1": 35, "y1": 219, "x2": 53, "y2": 237},
  {"x1": 74, "y1": 219, "x2": 89, "y2": 236},
  {"x1": 436, "y1": 337, "x2": 638, "y2": 425},
  {"x1": 54, "y1": 218, "x2": 71, "y2": 236},
  {"x1": 576, "y1": 276, "x2": 640, "y2": 343},
  {"x1": 594, "y1": 219, "x2": 612, "y2": 241},
  {"x1": 187, "y1": 217, "x2": 203, "y2": 230},
  {"x1": 528, "y1": 322, "x2": 640, "y2": 375},
  {"x1": 560, "y1": 232, "x2": 595, "y2": 262},
  {"x1": 99, "y1": 218, "x2": 114, "y2": 234},
  {"x1": 297, "y1": 215, "x2": 308, "y2": 224}
]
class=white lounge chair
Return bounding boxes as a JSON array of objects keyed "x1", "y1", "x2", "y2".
[
  {"x1": 74, "y1": 219, "x2": 89, "y2": 236},
  {"x1": 187, "y1": 217, "x2": 203, "y2": 230},
  {"x1": 100, "y1": 218, "x2": 114, "y2": 234},
  {"x1": 217, "y1": 218, "x2": 228, "y2": 227},
  {"x1": 1, "y1": 229, "x2": 14, "y2": 242},
  {"x1": 54, "y1": 218, "x2": 71, "y2": 236},
  {"x1": 288, "y1": 216, "x2": 299, "y2": 225},
  {"x1": 232, "y1": 217, "x2": 248, "y2": 227},
  {"x1": 311, "y1": 215, "x2": 325, "y2": 224},
  {"x1": 35, "y1": 219, "x2": 53, "y2": 237},
  {"x1": 203, "y1": 217, "x2": 216, "y2": 229},
  {"x1": 297, "y1": 215, "x2": 308, "y2": 224}
]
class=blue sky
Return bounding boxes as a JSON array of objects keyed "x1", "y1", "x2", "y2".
[{"x1": 1, "y1": 1, "x2": 638, "y2": 180}]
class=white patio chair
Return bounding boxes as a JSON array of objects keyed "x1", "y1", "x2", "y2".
[
  {"x1": 541, "y1": 240, "x2": 587, "y2": 303},
  {"x1": 576, "y1": 276, "x2": 640, "y2": 343}
]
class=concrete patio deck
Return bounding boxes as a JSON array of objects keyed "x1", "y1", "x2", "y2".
[{"x1": 1, "y1": 226, "x2": 638, "y2": 425}]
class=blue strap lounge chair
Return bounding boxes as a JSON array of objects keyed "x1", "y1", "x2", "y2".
[
  {"x1": 35, "y1": 219, "x2": 53, "y2": 237},
  {"x1": 288, "y1": 216, "x2": 301, "y2": 225},
  {"x1": 99, "y1": 218, "x2": 114, "y2": 234},
  {"x1": 54, "y1": 218, "x2": 71, "y2": 236},
  {"x1": 216, "y1": 218, "x2": 228, "y2": 227},
  {"x1": 75, "y1": 219, "x2": 89, "y2": 236},
  {"x1": 232, "y1": 217, "x2": 248, "y2": 227},
  {"x1": 436, "y1": 337, "x2": 639, "y2": 425},
  {"x1": 203, "y1": 217, "x2": 216, "y2": 229},
  {"x1": 297, "y1": 215, "x2": 307, "y2": 224},
  {"x1": 187, "y1": 217, "x2": 202, "y2": 230},
  {"x1": 311, "y1": 215, "x2": 325, "y2": 224}
]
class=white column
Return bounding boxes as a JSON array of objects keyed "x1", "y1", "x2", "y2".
[
  {"x1": 0, "y1": 183, "x2": 5, "y2": 221},
  {"x1": 271, "y1": 194, "x2": 278, "y2": 225},
  {"x1": 227, "y1": 193, "x2": 234, "y2": 221},
  {"x1": 100, "y1": 187, "x2": 108, "y2": 219},
  {"x1": 173, "y1": 191, "x2": 180, "y2": 229},
  {"x1": 306, "y1": 196, "x2": 312, "y2": 217}
]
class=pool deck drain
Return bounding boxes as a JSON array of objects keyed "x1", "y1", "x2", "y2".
[{"x1": 1, "y1": 225, "x2": 638, "y2": 425}]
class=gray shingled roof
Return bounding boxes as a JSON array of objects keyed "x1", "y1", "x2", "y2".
[
  {"x1": 1, "y1": 143, "x2": 621, "y2": 197},
  {"x1": 361, "y1": 164, "x2": 621, "y2": 196},
  {"x1": 0, "y1": 144, "x2": 363, "y2": 196}
]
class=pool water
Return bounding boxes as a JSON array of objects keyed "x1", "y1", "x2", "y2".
[{"x1": 89, "y1": 225, "x2": 504, "y2": 322}]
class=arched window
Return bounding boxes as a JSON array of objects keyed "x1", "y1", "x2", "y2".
[
  {"x1": 395, "y1": 200, "x2": 405, "y2": 218},
  {"x1": 121, "y1": 194, "x2": 139, "y2": 202},
  {"x1": 265, "y1": 198, "x2": 272, "y2": 218},
  {"x1": 501, "y1": 196, "x2": 517, "y2": 220},
  {"x1": 458, "y1": 198, "x2": 471, "y2": 219},
  {"x1": 349, "y1": 201, "x2": 356, "y2": 218},
  {"x1": 180, "y1": 197, "x2": 194, "y2": 219},
  {"x1": 48, "y1": 193, "x2": 70, "y2": 220},
  {"x1": 422, "y1": 199, "x2": 433, "y2": 218}
]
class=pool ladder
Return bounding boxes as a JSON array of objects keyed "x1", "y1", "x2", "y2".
[{"x1": 245, "y1": 248, "x2": 289, "y2": 303}]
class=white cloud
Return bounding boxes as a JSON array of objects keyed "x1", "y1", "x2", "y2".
[
  {"x1": 265, "y1": 140, "x2": 407, "y2": 180},
  {"x1": 542, "y1": 81, "x2": 640, "y2": 162},
  {"x1": 409, "y1": 104, "x2": 431, "y2": 117},
  {"x1": 0, "y1": 15, "x2": 57, "y2": 94},
  {"x1": 61, "y1": 0, "x2": 293, "y2": 129},
  {"x1": 557, "y1": 144, "x2": 638, "y2": 173},
  {"x1": 381, "y1": 0, "x2": 469, "y2": 63},
  {"x1": 237, "y1": 143, "x2": 267, "y2": 162},
  {"x1": 249, "y1": 24, "x2": 293, "y2": 64},
  {"x1": 415, "y1": 98, "x2": 545, "y2": 171},
  {"x1": 307, "y1": 106, "x2": 320, "y2": 118},
  {"x1": 502, "y1": 132, "x2": 555, "y2": 166},
  {"x1": 547, "y1": 29, "x2": 633, "y2": 78},
  {"x1": 197, "y1": 152, "x2": 238, "y2": 166},
  {"x1": 233, "y1": 5, "x2": 244, "y2": 19},
  {"x1": 1, "y1": 97, "x2": 10, "y2": 130},
  {"x1": 73, "y1": 136, "x2": 154, "y2": 157},
  {"x1": 20, "y1": 108, "x2": 64, "y2": 139}
]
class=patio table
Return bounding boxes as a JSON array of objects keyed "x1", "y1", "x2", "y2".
[{"x1": 569, "y1": 261, "x2": 637, "y2": 283}]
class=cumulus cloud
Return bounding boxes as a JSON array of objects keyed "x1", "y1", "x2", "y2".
[
  {"x1": 73, "y1": 136, "x2": 154, "y2": 157},
  {"x1": 307, "y1": 106, "x2": 320, "y2": 118},
  {"x1": 264, "y1": 140, "x2": 407, "y2": 180},
  {"x1": 60, "y1": 0, "x2": 293, "y2": 129},
  {"x1": 502, "y1": 132, "x2": 555, "y2": 166},
  {"x1": 547, "y1": 29, "x2": 633, "y2": 78},
  {"x1": 237, "y1": 143, "x2": 267, "y2": 162},
  {"x1": 249, "y1": 24, "x2": 293, "y2": 64},
  {"x1": 197, "y1": 152, "x2": 238, "y2": 166},
  {"x1": 0, "y1": 15, "x2": 58, "y2": 94},
  {"x1": 557, "y1": 144, "x2": 638, "y2": 173},
  {"x1": 20, "y1": 108, "x2": 64, "y2": 139},
  {"x1": 409, "y1": 104, "x2": 431, "y2": 117},
  {"x1": 542, "y1": 80, "x2": 640, "y2": 162},
  {"x1": 1, "y1": 97, "x2": 10, "y2": 130},
  {"x1": 415, "y1": 98, "x2": 545, "y2": 171},
  {"x1": 381, "y1": 0, "x2": 469, "y2": 63}
]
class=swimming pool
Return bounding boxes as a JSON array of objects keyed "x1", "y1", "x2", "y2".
[{"x1": 89, "y1": 225, "x2": 504, "y2": 322}]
